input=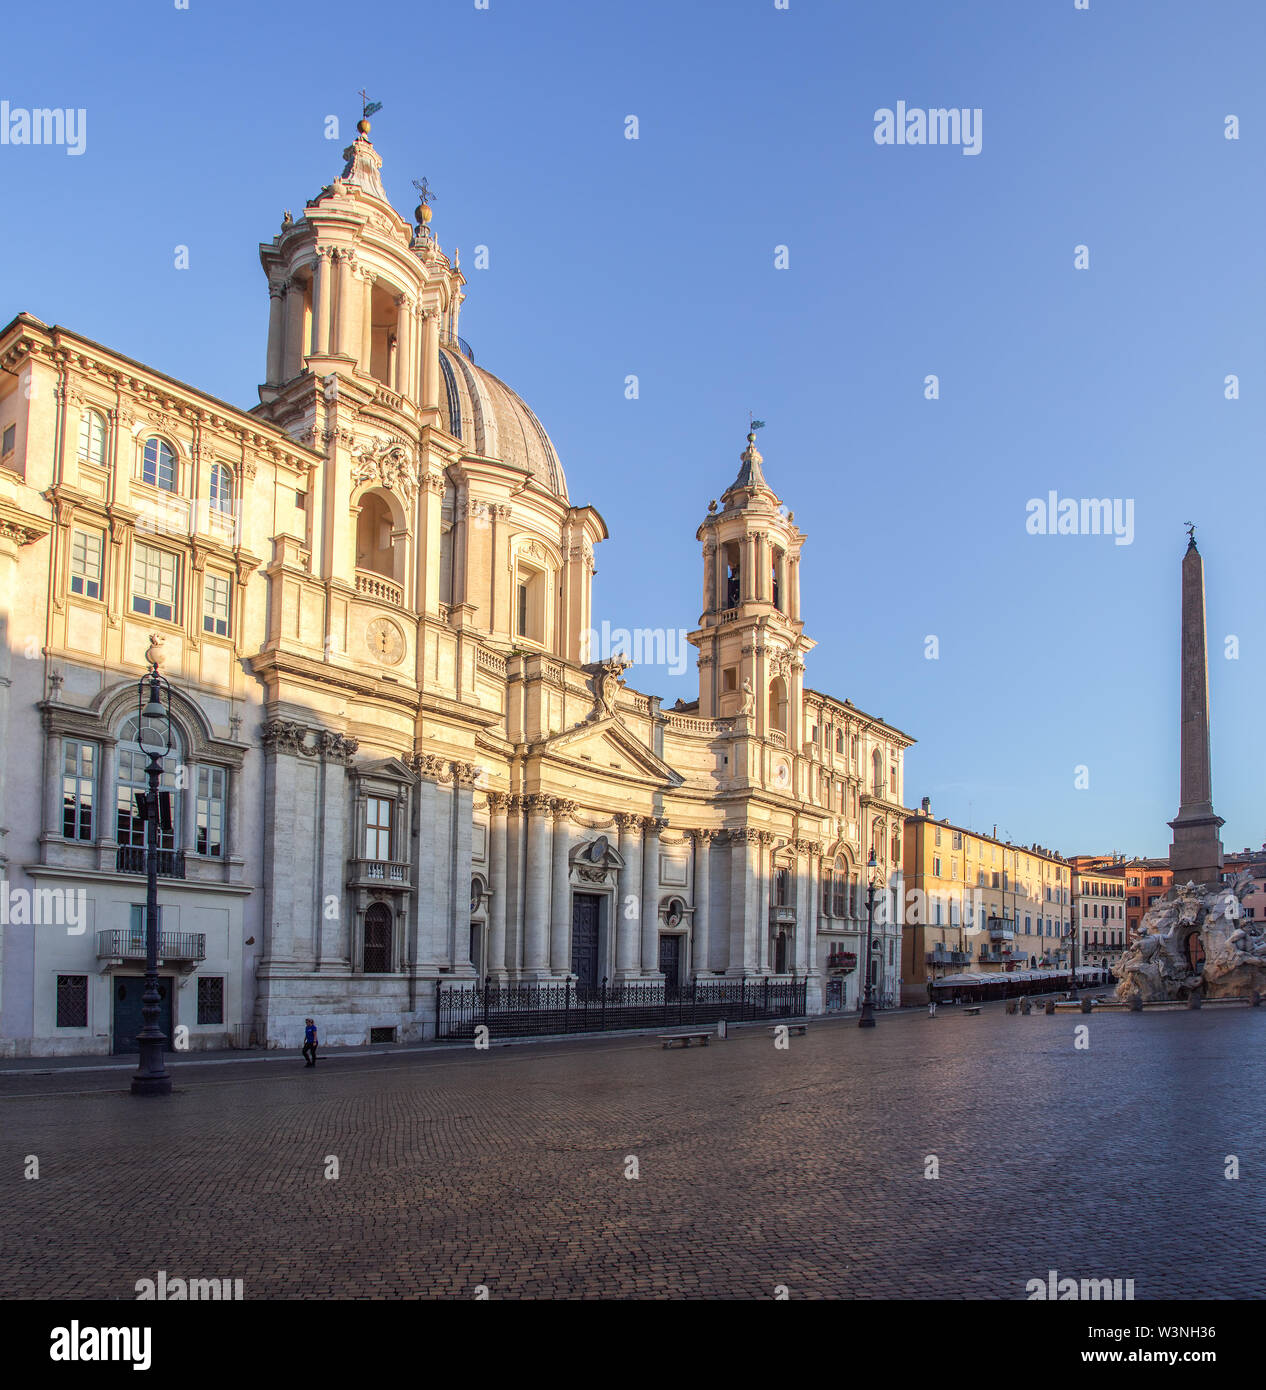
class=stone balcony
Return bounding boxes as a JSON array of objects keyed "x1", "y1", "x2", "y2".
[{"x1": 354, "y1": 569, "x2": 403, "y2": 607}]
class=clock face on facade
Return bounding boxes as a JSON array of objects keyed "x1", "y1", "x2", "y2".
[{"x1": 365, "y1": 616, "x2": 405, "y2": 665}]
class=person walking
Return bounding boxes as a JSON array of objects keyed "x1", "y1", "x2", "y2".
[{"x1": 302, "y1": 1017, "x2": 318, "y2": 1067}]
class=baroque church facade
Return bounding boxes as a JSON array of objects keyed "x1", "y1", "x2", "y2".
[{"x1": 0, "y1": 124, "x2": 913, "y2": 1056}]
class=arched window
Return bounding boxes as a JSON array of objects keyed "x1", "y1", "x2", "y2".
[
  {"x1": 767, "y1": 676, "x2": 788, "y2": 734},
  {"x1": 209, "y1": 462, "x2": 234, "y2": 516},
  {"x1": 141, "y1": 437, "x2": 177, "y2": 492},
  {"x1": 832, "y1": 857, "x2": 847, "y2": 918},
  {"x1": 872, "y1": 748, "x2": 883, "y2": 797},
  {"x1": 835, "y1": 729, "x2": 844, "y2": 754},
  {"x1": 891, "y1": 830, "x2": 901, "y2": 864},
  {"x1": 78, "y1": 410, "x2": 107, "y2": 466},
  {"x1": 115, "y1": 714, "x2": 182, "y2": 853}
]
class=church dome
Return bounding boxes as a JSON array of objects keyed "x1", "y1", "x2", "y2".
[{"x1": 438, "y1": 342, "x2": 567, "y2": 501}]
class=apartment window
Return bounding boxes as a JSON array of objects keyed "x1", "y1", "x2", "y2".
[
  {"x1": 951, "y1": 860, "x2": 958, "y2": 880},
  {"x1": 933, "y1": 857, "x2": 942, "y2": 877},
  {"x1": 835, "y1": 730, "x2": 844, "y2": 753},
  {"x1": 1147, "y1": 894, "x2": 1159, "y2": 907},
  {"x1": 1, "y1": 423, "x2": 14, "y2": 458},
  {"x1": 131, "y1": 543, "x2": 179, "y2": 623},
  {"x1": 197, "y1": 976, "x2": 224, "y2": 1025},
  {"x1": 774, "y1": 868, "x2": 793, "y2": 906},
  {"x1": 992, "y1": 872, "x2": 1000, "y2": 889},
  {"x1": 363, "y1": 902, "x2": 392, "y2": 973},
  {"x1": 56, "y1": 975, "x2": 88, "y2": 1028},
  {"x1": 78, "y1": 409, "x2": 107, "y2": 466},
  {"x1": 890, "y1": 765, "x2": 897, "y2": 794},
  {"x1": 295, "y1": 490, "x2": 306, "y2": 509},
  {"x1": 196, "y1": 766, "x2": 226, "y2": 858},
  {"x1": 202, "y1": 571, "x2": 231, "y2": 637},
  {"x1": 821, "y1": 868, "x2": 833, "y2": 915},
  {"x1": 365, "y1": 797, "x2": 393, "y2": 861},
  {"x1": 140, "y1": 436, "x2": 177, "y2": 491},
  {"x1": 952, "y1": 830, "x2": 963, "y2": 850},
  {"x1": 934, "y1": 827, "x2": 941, "y2": 847},
  {"x1": 209, "y1": 462, "x2": 234, "y2": 516},
  {"x1": 1146, "y1": 876, "x2": 1163, "y2": 887},
  {"x1": 62, "y1": 739, "x2": 96, "y2": 840},
  {"x1": 69, "y1": 528, "x2": 103, "y2": 600}
]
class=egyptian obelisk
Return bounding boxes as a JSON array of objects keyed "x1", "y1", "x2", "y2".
[{"x1": 1167, "y1": 526, "x2": 1224, "y2": 885}]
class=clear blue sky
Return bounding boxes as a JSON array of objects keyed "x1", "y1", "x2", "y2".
[{"x1": 3, "y1": 0, "x2": 1262, "y2": 858}]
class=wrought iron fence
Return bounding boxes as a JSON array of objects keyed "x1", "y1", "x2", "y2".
[{"x1": 437, "y1": 977, "x2": 807, "y2": 1040}]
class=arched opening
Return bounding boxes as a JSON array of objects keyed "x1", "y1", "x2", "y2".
[
  {"x1": 722, "y1": 540, "x2": 741, "y2": 608},
  {"x1": 368, "y1": 281, "x2": 401, "y2": 388},
  {"x1": 872, "y1": 748, "x2": 884, "y2": 798},
  {"x1": 771, "y1": 545, "x2": 784, "y2": 611},
  {"x1": 774, "y1": 930, "x2": 789, "y2": 974},
  {"x1": 363, "y1": 903, "x2": 393, "y2": 974},
  {"x1": 355, "y1": 490, "x2": 400, "y2": 580},
  {"x1": 1184, "y1": 931, "x2": 1205, "y2": 974},
  {"x1": 767, "y1": 676, "x2": 787, "y2": 734}
]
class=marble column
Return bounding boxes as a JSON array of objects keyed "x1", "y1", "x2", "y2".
[
  {"x1": 420, "y1": 309, "x2": 440, "y2": 410},
  {"x1": 795, "y1": 843, "x2": 811, "y2": 975},
  {"x1": 523, "y1": 795, "x2": 552, "y2": 976},
  {"x1": 311, "y1": 249, "x2": 332, "y2": 357},
  {"x1": 265, "y1": 281, "x2": 285, "y2": 385},
  {"x1": 727, "y1": 829, "x2": 758, "y2": 976},
  {"x1": 487, "y1": 793, "x2": 508, "y2": 980},
  {"x1": 360, "y1": 274, "x2": 375, "y2": 373},
  {"x1": 757, "y1": 833, "x2": 771, "y2": 972},
  {"x1": 395, "y1": 296, "x2": 412, "y2": 396},
  {"x1": 692, "y1": 829, "x2": 713, "y2": 976},
  {"x1": 549, "y1": 800, "x2": 576, "y2": 975},
  {"x1": 335, "y1": 252, "x2": 358, "y2": 359},
  {"x1": 640, "y1": 816, "x2": 664, "y2": 975},
  {"x1": 615, "y1": 812, "x2": 642, "y2": 978},
  {"x1": 282, "y1": 279, "x2": 305, "y2": 380}
]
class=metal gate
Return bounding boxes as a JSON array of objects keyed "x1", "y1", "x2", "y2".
[{"x1": 437, "y1": 977, "x2": 807, "y2": 1040}]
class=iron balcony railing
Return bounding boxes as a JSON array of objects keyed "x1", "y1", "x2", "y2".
[
  {"x1": 115, "y1": 846, "x2": 186, "y2": 878},
  {"x1": 437, "y1": 977, "x2": 807, "y2": 1040},
  {"x1": 96, "y1": 929, "x2": 206, "y2": 962}
]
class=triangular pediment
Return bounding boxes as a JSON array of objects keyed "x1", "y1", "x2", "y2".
[
  {"x1": 531, "y1": 716, "x2": 684, "y2": 787},
  {"x1": 358, "y1": 756, "x2": 416, "y2": 783}
]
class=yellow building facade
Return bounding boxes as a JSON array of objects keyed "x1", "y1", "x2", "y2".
[{"x1": 902, "y1": 801, "x2": 1072, "y2": 1000}]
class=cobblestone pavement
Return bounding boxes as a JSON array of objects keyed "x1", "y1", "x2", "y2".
[{"x1": 3, "y1": 1005, "x2": 1264, "y2": 1299}]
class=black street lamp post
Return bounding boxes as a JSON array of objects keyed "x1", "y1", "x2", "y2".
[
  {"x1": 859, "y1": 850, "x2": 879, "y2": 1029},
  {"x1": 131, "y1": 660, "x2": 174, "y2": 1097}
]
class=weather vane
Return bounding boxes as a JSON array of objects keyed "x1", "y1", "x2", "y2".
[
  {"x1": 358, "y1": 89, "x2": 383, "y2": 122},
  {"x1": 1185, "y1": 520, "x2": 1196, "y2": 545},
  {"x1": 412, "y1": 177, "x2": 436, "y2": 209},
  {"x1": 748, "y1": 414, "x2": 766, "y2": 433}
]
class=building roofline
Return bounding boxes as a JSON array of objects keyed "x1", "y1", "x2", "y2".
[
  {"x1": 906, "y1": 812, "x2": 1070, "y2": 864},
  {"x1": 801, "y1": 686, "x2": 916, "y2": 744},
  {"x1": 0, "y1": 312, "x2": 322, "y2": 460}
]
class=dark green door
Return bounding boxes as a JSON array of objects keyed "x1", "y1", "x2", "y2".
[{"x1": 112, "y1": 976, "x2": 173, "y2": 1055}]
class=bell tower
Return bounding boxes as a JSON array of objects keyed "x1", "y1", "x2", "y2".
[{"x1": 688, "y1": 427, "x2": 814, "y2": 743}]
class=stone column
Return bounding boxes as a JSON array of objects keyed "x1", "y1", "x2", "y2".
[
  {"x1": 282, "y1": 279, "x2": 305, "y2": 380},
  {"x1": 692, "y1": 829, "x2": 713, "y2": 975},
  {"x1": 549, "y1": 800, "x2": 576, "y2": 975},
  {"x1": 395, "y1": 296, "x2": 412, "y2": 396},
  {"x1": 487, "y1": 793, "x2": 508, "y2": 980},
  {"x1": 795, "y1": 842, "x2": 812, "y2": 975},
  {"x1": 523, "y1": 795, "x2": 552, "y2": 976},
  {"x1": 615, "y1": 812, "x2": 642, "y2": 978},
  {"x1": 728, "y1": 829, "x2": 759, "y2": 976},
  {"x1": 360, "y1": 273, "x2": 375, "y2": 373},
  {"x1": 757, "y1": 833, "x2": 772, "y2": 972},
  {"x1": 420, "y1": 308, "x2": 440, "y2": 410},
  {"x1": 335, "y1": 252, "x2": 358, "y2": 359},
  {"x1": 265, "y1": 281, "x2": 285, "y2": 385},
  {"x1": 640, "y1": 816, "x2": 665, "y2": 975},
  {"x1": 311, "y1": 249, "x2": 331, "y2": 357},
  {"x1": 789, "y1": 555, "x2": 801, "y2": 620}
]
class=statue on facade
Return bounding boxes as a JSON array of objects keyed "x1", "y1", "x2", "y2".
[{"x1": 739, "y1": 678, "x2": 755, "y2": 716}]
